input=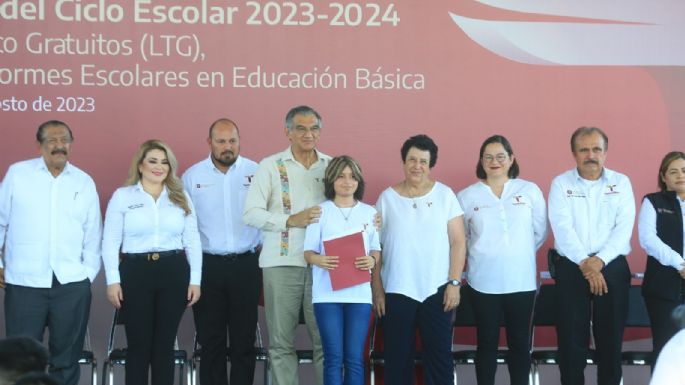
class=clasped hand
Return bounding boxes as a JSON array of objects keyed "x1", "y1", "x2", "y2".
[{"x1": 580, "y1": 256, "x2": 607, "y2": 296}]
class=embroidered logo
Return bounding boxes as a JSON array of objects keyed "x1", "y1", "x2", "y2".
[
  {"x1": 243, "y1": 175, "x2": 254, "y2": 187},
  {"x1": 512, "y1": 195, "x2": 526, "y2": 205},
  {"x1": 566, "y1": 190, "x2": 586, "y2": 198},
  {"x1": 426, "y1": 202, "x2": 433, "y2": 208},
  {"x1": 657, "y1": 208, "x2": 676, "y2": 214},
  {"x1": 605, "y1": 184, "x2": 619, "y2": 195},
  {"x1": 195, "y1": 183, "x2": 213, "y2": 189},
  {"x1": 127, "y1": 203, "x2": 144, "y2": 210}
]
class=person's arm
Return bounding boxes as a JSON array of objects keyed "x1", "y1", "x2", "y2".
[
  {"x1": 0, "y1": 167, "x2": 14, "y2": 286},
  {"x1": 371, "y1": 198, "x2": 385, "y2": 317},
  {"x1": 182, "y1": 192, "x2": 202, "y2": 306},
  {"x1": 243, "y1": 160, "x2": 322, "y2": 231},
  {"x1": 303, "y1": 213, "x2": 339, "y2": 269},
  {"x1": 444, "y1": 215, "x2": 466, "y2": 312},
  {"x1": 638, "y1": 198, "x2": 684, "y2": 271},
  {"x1": 596, "y1": 176, "x2": 635, "y2": 266},
  {"x1": 531, "y1": 184, "x2": 548, "y2": 250},
  {"x1": 80, "y1": 179, "x2": 102, "y2": 283},
  {"x1": 102, "y1": 190, "x2": 125, "y2": 308},
  {"x1": 548, "y1": 177, "x2": 589, "y2": 264}
]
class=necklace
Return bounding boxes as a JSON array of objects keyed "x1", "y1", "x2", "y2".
[{"x1": 336, "y1": 202, "x2": 357, "y2": 221}]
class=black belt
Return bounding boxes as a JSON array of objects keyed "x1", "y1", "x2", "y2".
[
  {"x1": 124, "y1": 250, "x2": 183, "y2": 261},
  {"x1": 204, "y1": 251, "x2": 255, "y2": 261}
]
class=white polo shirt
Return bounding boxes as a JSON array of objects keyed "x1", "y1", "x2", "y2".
[
  {"x1": 548, "y1": 167, "x2": 635, "y2": 265},
  {"x1": 182, "y1": 155, "x2": 261, "y2": 255},
  {"x1": 102, "y1": 183, "x2": 202, "y2": 285},
  {"x1": 457, "y1": 179, "x2": 547, "y2": 294},
  {"x1": 0, "y1": 158, "x2": 102, "y2": 288}
]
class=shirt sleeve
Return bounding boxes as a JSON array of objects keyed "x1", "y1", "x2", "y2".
[
  {"x1": 183, "y1": 192, "x2": 203, "y2": 285},
  {"x1": 368, "y1": 207, "x2": 381, "y2": 252},
  {"x1": 80, "y1": 179, "x2": 102, "y2": 282},
  {"x1": 303, "y1": 208, "x2": 323, "y2": 254},
  {"x1": 530, "y1": 184, "x2": 548, "y2": 251},
  {"x1": 638, "y1": 198, "x2": 684, "y2": 270},
  {"x1": 102, "y1": 190, "x2": 125, "y2": 285},
  {"x1": 447, "y1": 188, "x2": 464, "y2": 220},
  {"x1": 596, "y1": 176, "x2": 635, "y2": 265},
  {"x1": 548, "y1": 176, "x2": 589, "y2": 264},
  {"x1": 243, "y1": 160, "x2": 289, "y2": 232},
  {"x1": 0, "y1": 167, "x2": 13, "y2": 268},
  {"x1": 456, "y1": 190, "x2": 472, "y2": 252}
]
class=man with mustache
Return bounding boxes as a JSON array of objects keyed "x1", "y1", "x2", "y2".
[
  {"x1": 548, "y1": 126, "x2": 635, "y2": 385},
  {"x1": 0, "y1": 120, "x2": 102, "y2": 385},
  {"x1": 182, "y1": 118, "x2": 261, "y2": 385},
  {"x1": 244, "y1": 106, "x2": 328, "y2": 385}
]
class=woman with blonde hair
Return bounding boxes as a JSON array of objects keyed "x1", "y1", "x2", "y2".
[{"x1": 102, "y1": 139, "x2": 202, "y2": 385}]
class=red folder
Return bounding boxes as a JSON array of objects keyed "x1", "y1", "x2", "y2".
[{"x1": 323, "y1": 231, "x2": 370, "y2": 291}]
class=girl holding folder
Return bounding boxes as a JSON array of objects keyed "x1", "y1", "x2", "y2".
[{"x1": 303, "y1": 155, "x2": 381, "y2": 385}]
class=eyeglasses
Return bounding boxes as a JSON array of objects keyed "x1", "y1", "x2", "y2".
[{"x1": 482, "y1": 153, "x2": 509, "y2": 163}]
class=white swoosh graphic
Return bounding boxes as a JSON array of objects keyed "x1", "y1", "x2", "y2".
[{"x1": 449, "y1": 1, "x2": 685, "y2": 66}]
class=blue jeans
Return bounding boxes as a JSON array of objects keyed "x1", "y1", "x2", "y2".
[{"x1": 313, "y1": 302, "x2": 372, "y2": 385}]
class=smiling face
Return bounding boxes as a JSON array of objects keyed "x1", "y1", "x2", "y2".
[
  {"x1": 138, "y1": 148, "x2": 170, "y2": 185},
  {"x1": 662, "y1": 158, "x2": 685, "y2": 197},
  {"x1": 403, "y1": 147, "x2": 431, "y2": 184},
  {"x1": 481, "y1": 142, "x2": 514, "y2": 180},
  {"x1": 573, "y1": 131, "x2": 607, "y2": 180},
  {"x1": 38, "y1": 124, "x2": 72, "y2": 175},
  {"x1": 333, "y1": 165, "x2": 359, "y2": 199},
  {"x1": 286, "y1": 113, "x2": 320, "y2": 154}
]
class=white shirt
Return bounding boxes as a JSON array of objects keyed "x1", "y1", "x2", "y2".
[
  {"x1": 650, "y1": 328, "x2": 685, "y2": 385},
  {"x1": 303, "y1": 200, "x2": 381, "y2": 304},
  {"x1": 243, "y1": 147, "x2": 331, "y2": 268},
  {"x1": 638, "y1": 197, "x2": 685, "y2": 270},
  {"x1": 0, "y1": 158, "x2": 102, "y2": 288},
  {"x1": 457, "y1": 179, "x2": 547, "y2": 294},
  {"x1": 102, "y1": 183, "x2": 202, "y2": 285},
  {"x1": 376, "y1": 182, "x2": 464, "y2": 302},
  {"x1": 548, "y1": 167, "x2": 635, "y2": 265},
  {"x1": 182, "y1": 155, "x2": 261, "y2": 254}
]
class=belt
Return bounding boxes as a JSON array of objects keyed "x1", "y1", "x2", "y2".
[
  {"x1": 124, "y1": 250, "x2": 183, "y2": 261},
  {"x1": 204, "y1": 251, "x2": 255, "y2": 261}
]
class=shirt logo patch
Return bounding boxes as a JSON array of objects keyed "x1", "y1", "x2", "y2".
[
  {"x1": 657, "y1": 208, "x2": 676, "y2": 214},
  {"x1": 195, "y1": 183, "x2": 214, "y2": 189},
  {"x1": 512, "y1": 195, "x2": 526, "y2": 205},
  {"x1": 128, "y1": 204, "x2": 144, "y2": 210},
  {"x1": 244, "y1": 175, "x2": 254, "y2": 187},
  {"x1": 566, "y1": 190, "x2": 586, "y2": 198},
  {"x1": 605, "y1": 184, "x2": 619, "y2": 195}
]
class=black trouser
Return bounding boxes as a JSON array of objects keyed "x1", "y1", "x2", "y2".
[
  {"x1": 120, "y1": 253, "x2": 190, "y2": 385},
  {"x1": 470, "y1": 288, "x2": 535, "y2": 385},
  {"x1": 644, "y1": 296, "x2": 684, "y2": 367},
  {"x1": 383, "y1": 286, "x2": 454, "y2": 385},
  {"x1": 192, "y1": 252, "x2": 260, "y2": 385},
  {"x1": 5, "y1": 276, "x2": 91, "y2": 385},
  {"x1": 554, "y1": 255, "x2": 630, "y2": 385}
]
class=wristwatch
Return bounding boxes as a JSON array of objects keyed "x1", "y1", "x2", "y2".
[{"x1": 447, "y1": 279, "x2": 461, "y2": 287}]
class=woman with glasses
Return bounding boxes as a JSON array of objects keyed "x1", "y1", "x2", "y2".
[
  {"x1": 456, "y1": 135, "x2": 547, "y2": 385},
  {"x1": 638, "y1": 151, "x2": 685, "y2": 366}
]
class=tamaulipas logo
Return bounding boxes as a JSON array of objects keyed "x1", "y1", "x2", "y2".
[{"x1": 449, "y1": 0, "x2": 684, "y2": 66}]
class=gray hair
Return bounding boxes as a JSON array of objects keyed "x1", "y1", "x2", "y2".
[{"x1": 285, "y1": 106, "x2": 322, "y2": 132}]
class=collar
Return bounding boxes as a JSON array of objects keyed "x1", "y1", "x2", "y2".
[
  {"x1": 134, "y1": 181, "x2": 168, "y2": 197},
  {"x1": 283, "y1": 146, "x2": 324, "y2": 163},
  {"x1": 36, "y1": 157, "x2": 71, "y2": 176},
  {"x1": 573, "y1": 167, "x2": 608, "y2": 183}
]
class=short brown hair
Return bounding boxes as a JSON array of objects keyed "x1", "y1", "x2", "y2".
[{"x1": 323, "y1": 156, "x2": 365, "y2": 201}]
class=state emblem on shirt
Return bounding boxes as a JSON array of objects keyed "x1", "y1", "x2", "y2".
[{"x1": 604, "y1": 184, "x2": 619, "y2": 195}]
